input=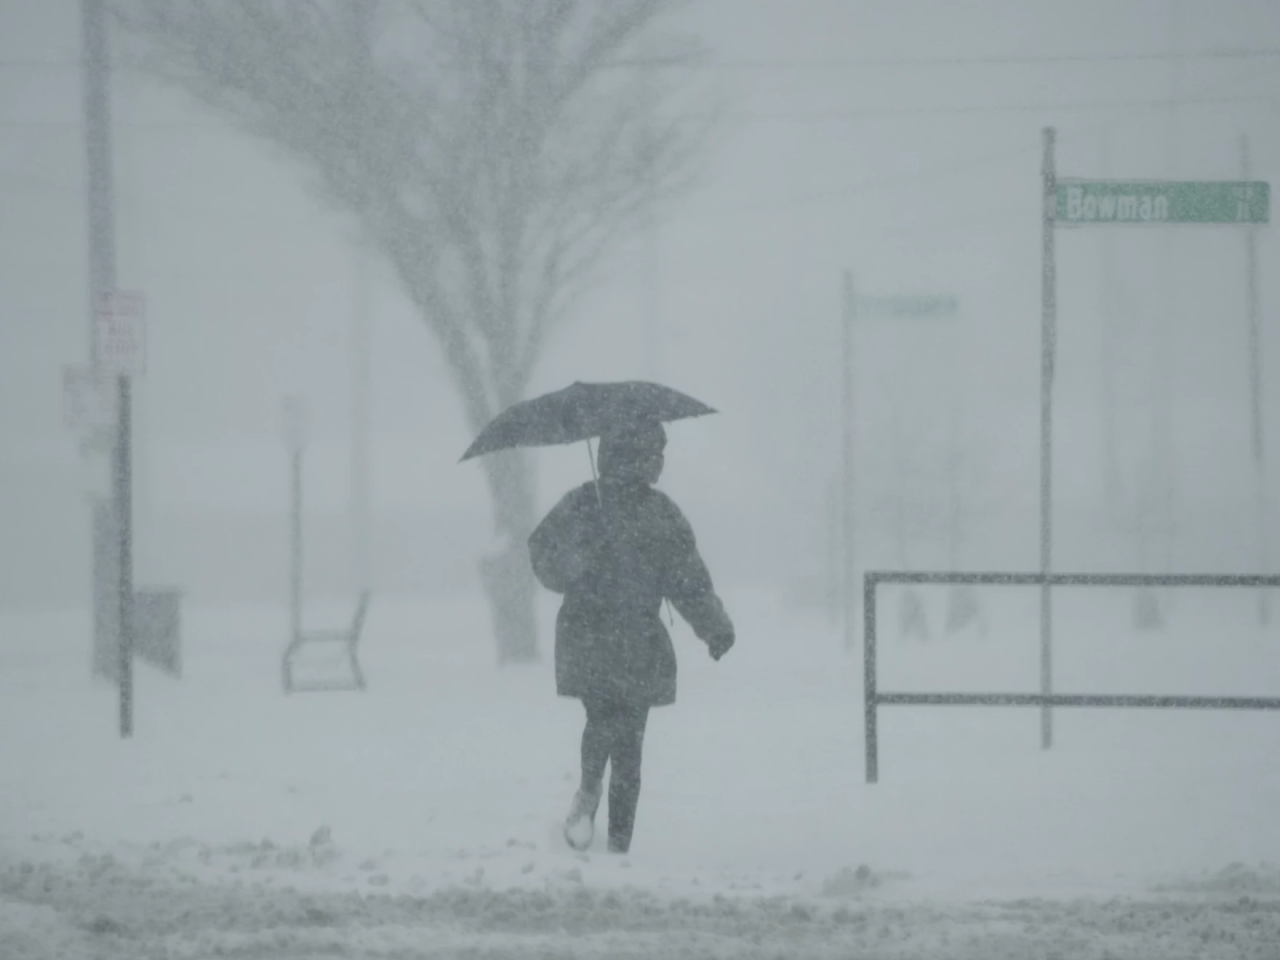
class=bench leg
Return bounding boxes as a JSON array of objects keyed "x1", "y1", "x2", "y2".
[{"x1": 348, "y1": 641, "x2": 366, "y2": 691}]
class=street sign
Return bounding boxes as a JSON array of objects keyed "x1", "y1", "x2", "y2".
[
  {"x1": 62, "y1": 364, "x2": 116, "y2": 430},
  {"x1": 1056, "y1": 180, "x2": 1269, "y2": 226},
  {"x1": 860, "y1": 295, "x2": 959, "y2": 319},
  {"x1": 93, "y1": 586, "x2": 183, "y2": 681},
  {"x1": 95, "y1": 289, "x2": 147, "y2": 377}
]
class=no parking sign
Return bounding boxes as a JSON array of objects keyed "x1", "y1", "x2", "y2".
[{"x1": 94, "y1": 290, "x2": 146, "y2": 378}]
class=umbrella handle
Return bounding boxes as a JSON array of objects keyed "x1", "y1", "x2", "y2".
[{"x1": 586, "y1": 439, "x2": 603, "y2": 509}]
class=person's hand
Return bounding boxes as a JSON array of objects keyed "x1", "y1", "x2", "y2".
[{"x1": 708, "y1": 630, "x2": 734, "y2": 662}]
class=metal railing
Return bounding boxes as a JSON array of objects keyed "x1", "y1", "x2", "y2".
[{"x1": 863, "y1": 571, "x2": 1280, "y2": 783}]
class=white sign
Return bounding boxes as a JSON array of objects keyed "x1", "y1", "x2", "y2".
[
  {"x1": 95, "y1": 290, "x2": 147, "y2": 377},
  {"x1": 62, "y1": 364, "x2": 116, "y2": 430}
]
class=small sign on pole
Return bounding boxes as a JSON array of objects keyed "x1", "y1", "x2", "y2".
[
  {"x1": 859, "y1": 294, "x2": 959, "y2": 319},
  {"x1": 94, "y1": 289, "x2": 147, "y2": 378}
]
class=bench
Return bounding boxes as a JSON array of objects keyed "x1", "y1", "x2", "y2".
[{"x1": 282, "y1": 591, "x2": 370, "y2": 693}]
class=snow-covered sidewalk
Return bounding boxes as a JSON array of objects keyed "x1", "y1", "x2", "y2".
[
  {"x1": 2, "y1": 587, "x2": 1278, "y2": 957},
  {"x1": 3, "y1": 854, "x2": 1279, "y2": 959}
]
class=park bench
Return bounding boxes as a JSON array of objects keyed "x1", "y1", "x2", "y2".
[{"x1": 282, "y1": 591, "x2": 370, "y2": 693}]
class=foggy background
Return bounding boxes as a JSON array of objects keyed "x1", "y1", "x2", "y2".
[{"x1": 2, "y1": 0, "x2": 1277, "y2": 615}]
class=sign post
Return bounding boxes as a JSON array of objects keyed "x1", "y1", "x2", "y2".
[
  {"x1": 844, "y1": 288, "x2": 961, "y2": 646},
  {"x1": 1040, "y1": 127, "x2": 1271, "y2": 747},
  {"x1": 841, "y1": 271, "x2": 856, "y2": 650},
  {"x1": 80, "y1": 0, "x2": 123, "y2": 723},
  {"x1": 1041, "y1": 127, "x2": 1057, "y2": 751},
  {"x1": 1241, "y1": 136, "x2": 1270, "y2": 625},
  {"x1": 94, "y1": 289, "x2": 145, "y2": 739},
  {"x1": 282, "y1": 397, "x2": 310, "y2": 645}
]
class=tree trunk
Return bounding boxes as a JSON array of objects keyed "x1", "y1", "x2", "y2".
[{"x1": 478, "y1": 447, "x2": 540, "y2": 663}]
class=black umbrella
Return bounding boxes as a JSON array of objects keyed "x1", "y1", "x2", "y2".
[
  {"x1": 459, "y1": 380, "x2": 715, "y2": 463},
  {"x1": 464, "y1": 383, "x2": 713, "y2": 628}
]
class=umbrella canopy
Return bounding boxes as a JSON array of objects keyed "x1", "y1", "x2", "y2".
[{"x1": 460, "y1": 381, "x2": 715, "y2": 462}]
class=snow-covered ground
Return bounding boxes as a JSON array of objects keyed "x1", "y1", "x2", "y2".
[{"x1": 2, "y1": 585, "x2": 1279, "y2": 958}]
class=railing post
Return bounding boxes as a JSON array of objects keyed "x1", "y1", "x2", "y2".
[{"x1": 864, "y1": 574, "x2": 878, "y2": 784}]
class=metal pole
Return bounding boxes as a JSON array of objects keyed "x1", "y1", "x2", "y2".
[
  {"x1": 291, "y1": 446, "x2": 303, "y2": 643},
  {"x1": 1040, "y1": 127, "x2": 1056, "y2": 751},
  {"x1": 82, "y1": 0, "x2": 132, "y2": 736},
  {"x1": 1142, "y1": 0, "x2": 1183, "y2": 616},
  {"x1": 115, "y1": 376, "x2": 133, "y2": 737},
  {"x1": 642, "y1": 65, "x2": 661, "y2": 380},
  {"x1": 842, "y1": 270, "x2": 857, "y2": 650},
  {"x1": 1241, "y1": 134, "x2": 1270, "y2": 625},
  {"x1": 82, "y1": 0, "x2": 115, "y2": 435},
  {"x1": 351, "y1": 248, "x2": 372, "y2": 593},
  {"x1": 863, "y1": 575, "x2": 878, "y2": 784},
  {"x1": 349, "y1": 4, "x2": 373, "y2": 595},
  {"x1": 1098, "y1": 128, "x2": 1123, "y2": 525},
  {"x1": 82, "y1": 0, "x2": 116, "y2": 680}
]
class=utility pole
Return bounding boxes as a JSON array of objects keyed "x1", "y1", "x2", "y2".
[{"x1": 81, "y1": 0, "x2": 133, "y2": 737}]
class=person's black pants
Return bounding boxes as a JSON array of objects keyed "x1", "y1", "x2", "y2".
[{"x1": 580, "y1": 697, "x2": 650, "y2": 853}]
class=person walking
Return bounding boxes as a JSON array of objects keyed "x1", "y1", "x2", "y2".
[{"x1": 528, "y1": 419, "x2": 734, "y2": 854}]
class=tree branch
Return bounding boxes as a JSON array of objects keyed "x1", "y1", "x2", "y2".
[{"x1": 114, "y1": 0, "x2": 716, "y2": 414}]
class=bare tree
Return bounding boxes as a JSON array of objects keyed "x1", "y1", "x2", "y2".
[{"x1": 113, "y1": 0, "x2": 714, "y2": 661}]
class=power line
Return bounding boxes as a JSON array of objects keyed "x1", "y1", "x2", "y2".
[
  {"x1": 613, "y1": 49, "x2": 1280, "y2": 69},
  {"x1": 720, "y1": 94, "x2": 1271, "y2": 123},
  {"x1": 0, "y1": 118, "x2": 231, "y2": 131},
  {"x1": 0, "y1": 91, "x2": 1272, "y2": 131},
  {"x1": 7, "y1": 48, "x2": 1280, "y2": 70}
]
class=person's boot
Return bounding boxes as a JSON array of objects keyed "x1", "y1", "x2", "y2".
[
  {"x1": 606, "y1": 775, "x2": 639, "y2": 854},
  {"x1": 563, "y1": 782, "x2": 601, "y2": 852}
]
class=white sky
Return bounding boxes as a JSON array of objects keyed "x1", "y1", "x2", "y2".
[{"x1": 1, "y1": 0, "x2": 1278, "y2": 602}]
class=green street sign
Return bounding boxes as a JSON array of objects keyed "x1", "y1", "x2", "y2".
[
  {"x1": 1056, "y1": 180, "x2": 1269, "y2": 226},
  {"x1": 860, "y1": 295, "x2": 959, "y2": 318}
]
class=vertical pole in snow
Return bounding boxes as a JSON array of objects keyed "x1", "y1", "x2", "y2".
[
  {"x1": 116, "y1": 374, "x2": 134, "y2": 738},
  {"x1": 82, "y1": 0, "x2": 116, "y2": 680},
  {"x1": 1241, "y1": 134, "x2": 1270, "y2": 625},
  {"x1": 284, "y1": 395, "x2": 307, "y2": 646},
  {"x1": 82, "y1": 0, "x2": 133, "y2": 737},
  {"x1": 1098, "y1": 129, "x2": 1123, "y2": 526},
  {"x1": 1040, "y1": 127, "x2": 1056, "y2": 751},
  {"x1": 863, "y1": 576, "x2": 878, "y2": 784},
  {"x1": 291, "y1": 445, "x2": 303, "y2": 644},
  {"x1": 642, "y1": 68, "x2": 661, "y2": 380},
  {"x1": 842, "y1": 270, "x2": 857, "y2": 650},
  {"x1": 351, "y1": 249, "x2": 372, "y2": 594},
  {"x1": 349, "y1": 3, "x2": 373, "y2": 596}
]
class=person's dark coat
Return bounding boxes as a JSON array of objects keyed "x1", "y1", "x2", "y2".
[{"x1": 528, "y1": 476, "x2": 733, "y2": 708}]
